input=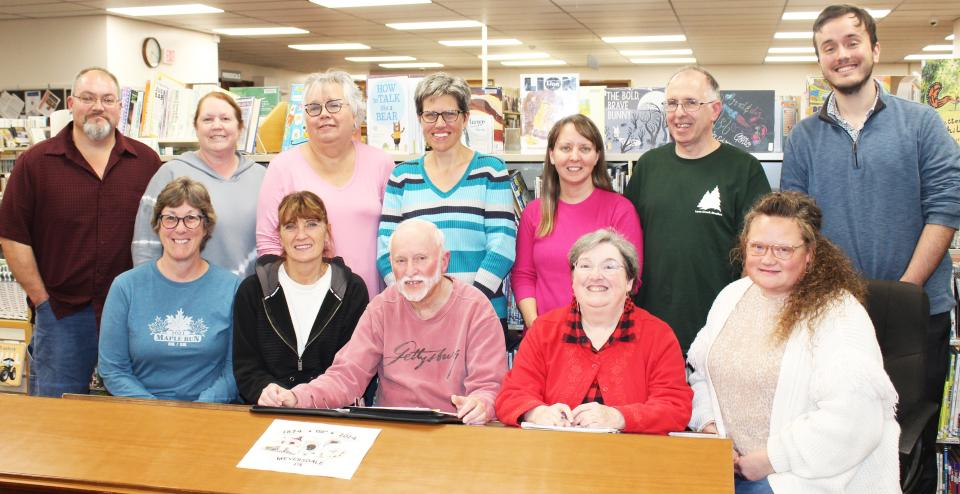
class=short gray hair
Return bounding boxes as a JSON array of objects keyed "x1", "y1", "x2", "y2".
[
  {"x1": 73, "y1": 67, "x2": 120, "y2": 96},
  {"x1": 414, "y1": 72, "x2": 471, "y2": 115},
  {"x1": 667, "y1": 65, "x2": 720, "y2": 101},
  {"x1": 388, "y1": 218, "x2": 446, "y2": 254},
  {"x1": 567, "y1": 228, "x2": 640, "y2": 281},
  {"x1": 303, "y1": 69, "x2": 365, "y2": 125}
]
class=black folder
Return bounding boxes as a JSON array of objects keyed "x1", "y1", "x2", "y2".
[{"x1": 251, "y1": 405, "x2": 462, "y2": 424}]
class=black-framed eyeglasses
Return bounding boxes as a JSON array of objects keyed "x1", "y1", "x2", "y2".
[
  {"x1": 304, "y1": 99, "x2": 347, "y2": 117},
  {"x1": 420, "y1": 110, "x2": 463, "y2": 123},
  {"x1": 159, "y1": 214, "x2": 205, "y2": 230},
  {"x1": 662, "y1": 99, "x2": 716, "y2": 113},
  {"x1": 75, "y1": 94, "x2": 119, "y2": 107},
  {"x1": 746, "y1": 241, "x2": 805, "y2": 260}
]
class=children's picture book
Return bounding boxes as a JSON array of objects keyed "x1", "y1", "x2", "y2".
[
  {"x1": 805, "y1": 77, "x2": 832, "y2": 117},
  {"x1": 520, "y1": 73, "x2": 580, "y2": 153},
  {"x1": 366, "y1": 75, "x2": 422, "y2": 154},
  {"x1": 578, "y1": 85, "x2": 606, "y2": 139},
  {"x1": 714, "y1": 90, "x2": 775, "y2": 152},
  {"x1": 281, "y1": 83, "x2": 307, "y2": 151},
  {"x1": 464, "y1": 86, "x2": 505, "y2": 154},
  {"x1": 921, "y1": 58, "x2": 960, "y2": 144},
  {"x1": 604, "y1": 87, "x2": 668, "y2": 153},
  {"x1": 237, "y1": 419, "x2": 381, "y2": 479}
]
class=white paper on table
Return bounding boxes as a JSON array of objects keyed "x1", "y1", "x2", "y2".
[
  {"x1": 520, "y1": 421, "x2": 619, "y2": 434},
  {"x1": 237, "y1": 419, "x2": 381, "y2": 479}
]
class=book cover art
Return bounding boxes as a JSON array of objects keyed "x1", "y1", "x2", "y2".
[
  {"x1": 921, "y1": 58, "x2": 960, "y2": 145},
  {"x1": 604, "y1": 87, "x2": 668, "y2": 153},
  {"x1": 366, "y1": 76, "x2": 422, "y2": 154},
  {"x1": 714, "y1": 90, "x2": 775, "y2": 152},
  {"x1": 579, "y1": 85, "x2": 606, "y2": 139},
  {"x1": 230, "y1": 86, "x2": 281, "y2": 120},
  {"x1": 464, "y1": 86, "x2": 505, "y2": 154},
  {"x1": 805, "y1": 77, "x2": 832, "y2": 117},
  {"x1": 281, "y1": 83, "x2": 307, "y2": 151},
  {"x1": 520, "y1": 73, "x2": 580, "y2": 153}
]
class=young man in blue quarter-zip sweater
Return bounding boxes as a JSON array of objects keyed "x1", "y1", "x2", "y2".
[{"x1": 782, "y1": 5, "x2": 960, "y2": 490}]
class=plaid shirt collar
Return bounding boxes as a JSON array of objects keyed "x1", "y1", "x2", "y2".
[{"x1": 563, "y1": 298, "x2": 637, "y2": 352}]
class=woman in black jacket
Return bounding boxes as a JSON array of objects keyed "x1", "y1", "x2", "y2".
[{"x1": 233, "y1": 191, "x2": 369, "y2": 405}]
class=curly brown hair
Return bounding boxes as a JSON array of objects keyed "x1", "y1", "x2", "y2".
[{"x1": 731, "y1": 191, "x2": 865, "y2": 342}]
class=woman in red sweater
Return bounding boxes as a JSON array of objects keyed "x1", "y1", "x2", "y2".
[{"x1": 495, "y1": 228, "x2": 691, "y2": 433}]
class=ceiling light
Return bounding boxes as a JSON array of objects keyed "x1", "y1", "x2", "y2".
[
  {"x1": 378, "y1": 62, "x2": 444, "y2": 68},
  {"x1": 439, "y1": 39, "x2": 522, "y2": 47},
  {"x1": 345, "y1": 56, "x2": 416, "y2": 62},
  {"x1": 768, "y1": 46, "x2": 815, "y2": 54},
  {"x1": 620, "y1": 49, "x2": 692, "y2": 56},
  {"x1": 904, "y1": 53, "x2": 956, "y2": 61},
  {"x1": 213, "y1": 27, "x2": 308, "y2": 36},
  {"x1": 107, "y1": 4, "x2": 222, "y2": 16},
  {"x1": 765, "y1": 55, "x2": 818, "y2": 62},
  {"x1": 602, "y1": 35, "x2": 686, "y2": 44},
  {"x1": 629, "y1": 57, "x2": 696, "y2": 64},
  {"x1": 775, "y1": 32, "x2": 813, "y2": 39},
  {"x1": 288, "y1": 43, "x2": 370, "y2": 51},
  {"x1": 924, "y1": 45, "x2": 954, "y2": 51},
  {"x1": 310, "y1": 0, "x2": 430, "y2": 7},
  {"x1": 386, "y1": 20, "x2": 482, "y2": 30},
  {"x1": 782, "y1": 8, "x2": 888, "y2": 20},
  {"x1": 781, "y1": 12, "x2": 818, "y2": 20},
  {"x1": 948, "y1": 35, "x2": 955, "y2": 41},
  {"x1": 501, "y1": 60, "x2": 567, "y2": 66},
  {"x1": 479, "y1": 52, "x2": 549, "y2": 61}
]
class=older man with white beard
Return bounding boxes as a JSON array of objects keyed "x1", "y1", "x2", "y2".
[
  {"x1": 0, "y1": 67, "x2": 160, "y2": 397},
  {"x1": 275, "y1": 219, "x2": 507, "y2": 424}
]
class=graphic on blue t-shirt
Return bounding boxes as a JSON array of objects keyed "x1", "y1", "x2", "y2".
[{"x1": 149, "y1": 308, "x2": 208, "y2": 347}]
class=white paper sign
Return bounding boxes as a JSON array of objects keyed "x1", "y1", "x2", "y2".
[{"x1": 237, "y1": 419, "x2": 381, "y2": 479}]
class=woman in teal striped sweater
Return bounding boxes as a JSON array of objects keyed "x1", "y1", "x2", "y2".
[{"x1": 377, "y1": 73, "x2": 516, "y2": 321}]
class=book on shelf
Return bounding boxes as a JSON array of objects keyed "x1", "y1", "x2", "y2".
[
  {"x1": 777, "y1": 95, "x2": 800, "y2": 152},
  {"x1": 229, "y1": 86, "x2": 282, "y2": 121},
  {"x1": 281, "y1": 83, "x2": 307, "y2": 151},
  {"x1": 464, "y1": 86, "x2": 505, "y2": 154},
  {"x1": 713, "y1": 90, "x2": 776, "y2": 153},
  {"x1": 235, "y1": 95, "x2": 262, "y2": 154},
  {"x1": 366, "y1": 75, "x2": 423, "y2": 155},
  {"x1": 805, "y1": 77, "x2": 832, "y2": 118},
  {"x1": 604, "y1": 87, "x2": 668, "y2": 154},
  {"x1": 578, "y1": 85, "x2": 606, "y2": 138},
  {"x1": 520, "y1": 73, "x2": 580, "y2": 154}
]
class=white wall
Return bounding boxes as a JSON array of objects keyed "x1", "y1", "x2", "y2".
[
  {"x1": 106, "y1": 16, "x2": 219, "y2": 87},
  {"x1": 0, "y1": 17, "x2": 107, "y2": 89},
  {"x1": 0, "y1": 15, "x2": 218, "y2": 91},
  {"x1": 217, "y1": 60, "x2": 311, "y2": 98}
]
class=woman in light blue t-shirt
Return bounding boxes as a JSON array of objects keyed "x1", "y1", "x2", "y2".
[{"x1": 99, "y1": 177, "x2": 240, "y2": 403}]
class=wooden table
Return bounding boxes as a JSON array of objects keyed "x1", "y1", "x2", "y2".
[{"x1": 0, "y1": 394, "x2": 733, "y2": 493}]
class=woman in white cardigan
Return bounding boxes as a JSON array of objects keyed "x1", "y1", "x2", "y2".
[{"x1": 687, "y1": 191, "x2": 900, "y2": 494}]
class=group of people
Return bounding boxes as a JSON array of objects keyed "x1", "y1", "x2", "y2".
[{"x1": 0, "y1": 4, "x2": 957, "y2": 493}]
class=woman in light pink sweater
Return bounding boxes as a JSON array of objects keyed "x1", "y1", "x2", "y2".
[{"x1": 256, "y1": 70, "x2": 393, "y2": 300}]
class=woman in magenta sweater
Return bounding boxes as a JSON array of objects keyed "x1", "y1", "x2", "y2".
[
  {"x1": 512, "y1": 114, "x2": 643, "y2": 328},
  {"x1": 496, "y1": 229, "x2": 690, "y2": 433}
]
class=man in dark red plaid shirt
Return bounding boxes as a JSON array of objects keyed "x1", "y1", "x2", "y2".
[{"x1": 0, "y1": 67, "x2": 160, "y2": 397}]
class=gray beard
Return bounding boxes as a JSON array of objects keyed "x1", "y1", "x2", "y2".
[{"x1": 82, "y1": 119, "x2": 113, "y2": 141}]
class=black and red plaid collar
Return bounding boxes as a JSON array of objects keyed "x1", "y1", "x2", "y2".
[{"x1": 563, "y1": 298, "x2": 637, "y2": 352}]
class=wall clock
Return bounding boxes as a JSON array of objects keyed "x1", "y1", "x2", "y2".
[{"x1": 142, "y1": 37, "x2": 162, "y2": 68}]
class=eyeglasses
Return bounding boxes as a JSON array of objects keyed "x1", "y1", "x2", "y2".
[
  {"x1": 159, "y1": 214, "x2": 205, "y2": 230},
  {"x1": 661, "y1": 99, "x2": 716, "y2": 113},
  {"x1": 74, "y1": 94, "x2": 119, "y2": 107},
  {"x1": 420, "y1": 110, "x2": 463, "y2": 124},
  {"x1": 304, "y1": 99, "x2": 347, "y2": 117},
  {"x1": 746, "y1": 241, "x2": 805, "y2": 260},
  {"x1": 574, "y1": 260, "x2": 624, "y2": 275}
]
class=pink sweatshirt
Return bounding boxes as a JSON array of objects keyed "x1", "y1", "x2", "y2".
[
  {"x1": 290, "y1": 278, "x2": 507, "y2": 420},
  {"x1": 511, "y1": 188, "x2": 643, "y2": 318},
  {"x1": 256, "y1": 141, "x2": 394, "y2": 299}
]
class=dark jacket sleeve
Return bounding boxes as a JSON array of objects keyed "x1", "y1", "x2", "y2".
[{"x1": 232, "y1": 275, "x2": 277, "y2": 404}]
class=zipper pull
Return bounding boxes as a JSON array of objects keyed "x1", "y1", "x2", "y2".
[{"x1": 298, "y1": 358, "x2": 303, "y2": 372}]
